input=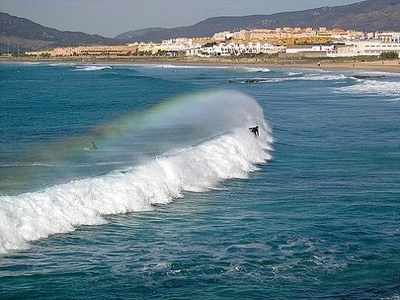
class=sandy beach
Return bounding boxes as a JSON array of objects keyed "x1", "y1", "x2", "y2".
[
  {"x1": 2, "y1": 56, "x2": 400, "y2": 73},
  {"x1": 164, "y1": 56, "x2": 400, "y2": 73},
  {"x1": 279, "y1": 59, "x2": 400, "y2": 73}
]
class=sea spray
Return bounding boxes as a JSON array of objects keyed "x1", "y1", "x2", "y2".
[
  {"x1": 0, "y1": 90, "x2": 273, "y2": 253},
  {"x1": 2, "y1": 90, "x2": 269, "y2": 194}
]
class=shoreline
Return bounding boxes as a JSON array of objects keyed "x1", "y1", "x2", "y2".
[{"x1": 1, "y1": 56, "x2": 400, "y2": 73}]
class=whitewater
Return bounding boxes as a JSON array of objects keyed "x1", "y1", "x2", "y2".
[
  {"x1": 0, "y1": 89, "x2": 273, "y2": 254},
  {"x1": 1, "y1": 62, "x2": 399, "y2": 300}
]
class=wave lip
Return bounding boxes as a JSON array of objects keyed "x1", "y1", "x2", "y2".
[{"x1": 0, "y1": 90, "x2": 273, "y2": 254}]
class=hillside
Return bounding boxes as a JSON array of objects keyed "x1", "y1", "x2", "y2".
[
  {"x1": 0, "y1": 12, "x2": 122, "y2": 54},
  {"x1": 116, "y1": 0, "x2": 400, "y2": 42},
  {"x1": 1, "y1": 0, "x2": 400, "y2": 53}
]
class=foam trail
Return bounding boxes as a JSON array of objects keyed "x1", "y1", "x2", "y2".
[{"x1": 0, "y1": 90, "x2": 273, "y2": 253}]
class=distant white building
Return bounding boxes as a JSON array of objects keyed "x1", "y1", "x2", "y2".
[
  {"x1": 213, "y1": 31, "x2": 234, "y2": 41},
  {"x1": 283, "y1": 40, "x2": 400, "y2": 58},
  {"x1": 200, "y1": 42, "x2": 280, "y2": 56},
  {"x1": 355, "y1": 40, "x2": 400, "y2": 56},
  {"x1": 286, "y1": 45, "x2": 335, "y2": 54},
  {"x1": 376, "y1": 32, "x2": 400, "y2": 43},
  {"x1": 137, "y1": 38, "x2": 199, "y2": 56},
  {"x1": 328, "y1": 41, "x2": 400, "y2": 57},
  {"x1": 159, "y1": 38, "x2": 193, "y2": 52}
]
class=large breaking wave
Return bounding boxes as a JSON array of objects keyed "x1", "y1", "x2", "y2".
[{"x1": 0, "y1": 90, "x2": 273, "y2": 253}]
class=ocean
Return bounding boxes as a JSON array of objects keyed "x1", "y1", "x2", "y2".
[{"x1": 0, "y1": 62, "x2": 399, "y2": 299}]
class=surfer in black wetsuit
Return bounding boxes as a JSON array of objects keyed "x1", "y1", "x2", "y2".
[{"x1": 249, "y1": 126, "x2": 259, "y2": 137}]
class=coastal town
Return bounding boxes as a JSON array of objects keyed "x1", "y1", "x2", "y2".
[{"x1": 22, "y1": 27, "x2": 400, "y2": 60}]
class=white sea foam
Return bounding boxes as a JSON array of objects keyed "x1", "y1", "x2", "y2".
[
  {"x1": 49, "y1": 63, "x2": 76, "y2": 67},
  {"x1": 236, "y1": 71, "x2": 347, "y2": 84},
  {"x1": 301, "y1": 72, "x2": 347, "y2": 81},
  {"x1": 0, "y1": 123, "x2": 272, "y2": 254},
  {"x1": 287, "y1": 72, "x2": 302, "y2": 76},
  {"x1": 240, "y1": 67, "x2": 271, "y2": 73},
  {"x1": 74, "y1": 65, "x2": 112, "y2": 71},
  {"x1": 337, "y1": 79, "x2": 400, "y2": 100}
]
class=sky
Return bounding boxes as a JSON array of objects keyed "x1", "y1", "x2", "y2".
[{"x1": 1, "y1": 0, "x2": 362, "y2": 38}]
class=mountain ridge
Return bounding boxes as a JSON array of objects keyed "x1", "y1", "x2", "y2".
[
  {"x1": 0, "y1": 12, "x2": 123, "y2": 53},
  {"x1": 116, "y1": 0, "x2": 400, "y2": 41},
  {"x1": 1, "y1": 0, "x2": 400, "y2": 53}
]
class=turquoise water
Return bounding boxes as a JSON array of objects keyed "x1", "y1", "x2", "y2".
[{"x1": 0, "y1": 63, "x2": 399, "y2": 299}]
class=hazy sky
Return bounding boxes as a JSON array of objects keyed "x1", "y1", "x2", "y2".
[{"x1": 2, "y1": 0, "x2": 362, "y2": 37}]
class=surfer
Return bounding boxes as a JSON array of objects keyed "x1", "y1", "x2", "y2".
[
  {"x1": 249, "y1": 126, "x2": 259, "y2": 137},
  {"x1": 88, "y1": 141, "x2": 98, "y2": 150}
]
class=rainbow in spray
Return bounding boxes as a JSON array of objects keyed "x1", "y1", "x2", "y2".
[
  {"x1": 3, "y1": 90, "x2": 271, "y2": 195},
  {"x1": 0, "y1": 89, "x2": 273, "y2": 253}
]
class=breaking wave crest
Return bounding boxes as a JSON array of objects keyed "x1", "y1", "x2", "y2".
[{"x1": 0, "y1": 90, "x2": 273, "y2": 254}]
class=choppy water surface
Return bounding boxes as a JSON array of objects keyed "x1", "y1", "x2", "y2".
[{"x1": 0, "y1": 63, "x2": 399, "y2": 299}]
